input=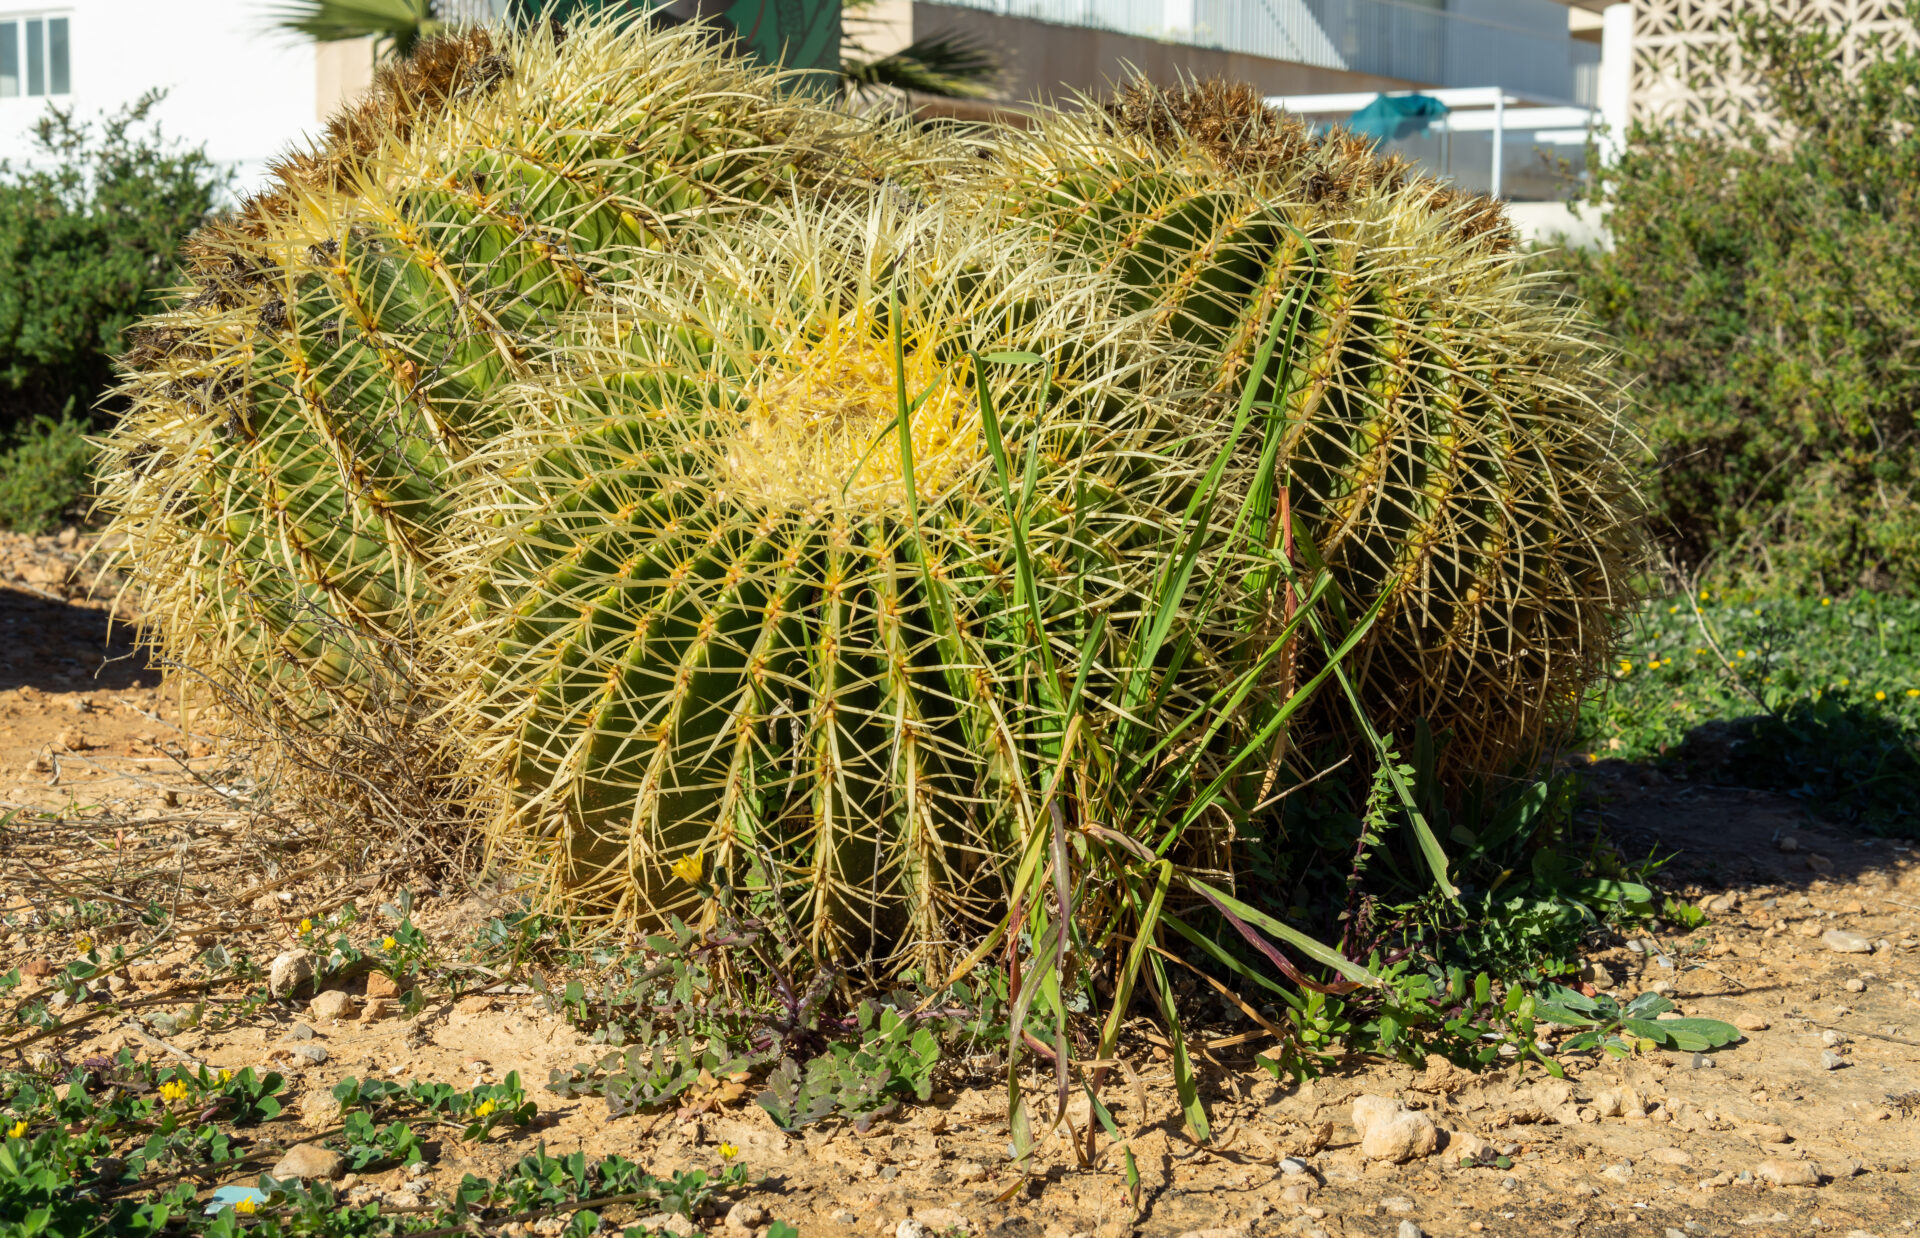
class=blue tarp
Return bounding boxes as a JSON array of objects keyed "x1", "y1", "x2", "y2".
[{"x1": 1347, "y1": 93, "x2": 1450, "y2": 142}]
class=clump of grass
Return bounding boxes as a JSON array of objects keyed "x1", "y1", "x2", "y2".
[{"x1": 1579, "y1": 588, "x2": 1920, "y2": 832}]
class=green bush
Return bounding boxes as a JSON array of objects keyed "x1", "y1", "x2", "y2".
[
  {"x1": 0, "y1": 414, "x2": 94, "y2": 533},
  {"x1": 0, "y1": 91, "x2": 223, "y2": 428},
  {"x1": 1568, "y1": 4, "x2": 1920, "y2": 591}
]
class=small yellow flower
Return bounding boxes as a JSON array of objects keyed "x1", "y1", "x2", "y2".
[
  {"x1": 1876, "y1": 691, "x2": 1887, "y2": 701},
  {"x1": 1736, "y1": 649, "x2": 1746, "y2": 658},
  {"x1": 1840, "y1": 677, "x2": 1850, "y2": 686},
  {"x1": 1700, "y1": 590, "x2": 1710, "y2": 601},
  {"x1": 1822, "y1": 597, "x2": 1832, "y2": 606},
  {"x1": 217, "y1": 1069, "x2": 233, "y2": 1085},
  {"x1": 73, "y1": 935, "x2": 92, "y2": 954},
  {"x1": 382, "y1": 936, "x2": 398, "y2": 952},
  {"x1": 298, "y1": 918, "x2": 313, "y2": 934},
  {"x1": 669, "y1": 853, "x2": 704, "y2": 885},
  {"x1": 1668, "y1": 605, "x2": 1678, "y2": 614},
  {"x1": 1908, "y1": 689, "x2": 1919, "y2": 697},
  {"x1": 234, "y1": 1197, "x2": 257, "y2": 1215},
  {"x1": 474, "y1": 1098, "x2": 496, "y2": 1117},
  {"x1": 718, "y1": 1142, "x2": 739, "y2": 1161},
  {"x1": 159, "y1": 1079, "x2": 189, "y2": 1103},
  {"x1": 6, "y1": 1119, "x2": 27, "y2": 1139}
]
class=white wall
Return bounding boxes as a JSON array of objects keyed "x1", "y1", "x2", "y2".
[{"x1": 0, "y1": 1, "x2": 320, "y2": 196}]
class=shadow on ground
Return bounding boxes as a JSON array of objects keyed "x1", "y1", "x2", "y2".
[
  {"x1": 0, "y1": 584, "x2": 155, "y2": 695},
  {"x1": 1575, "y1": 712, "x2": 1917, "y2": 902}
]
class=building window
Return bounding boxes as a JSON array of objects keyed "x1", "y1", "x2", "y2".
[{"x1": 0, "y1": 13, "x2": 70, "y2": 99}]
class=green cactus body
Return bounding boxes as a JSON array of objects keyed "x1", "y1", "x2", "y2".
[
  {"x1": 100, "y1": 20, "x2": 931, "y2": 731},
  {"x1": 988, "y1": 85, "x2": 1640, "y2": 773},
  {"x1": 433, "y1": 198, "x2": 1227, "y2": 976}
]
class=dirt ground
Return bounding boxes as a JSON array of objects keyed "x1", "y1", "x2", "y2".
[{"x1": 5, "y1": 534, "x2": 1920, "y2": 1238}]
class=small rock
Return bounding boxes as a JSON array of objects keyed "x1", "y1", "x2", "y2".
[
  {"x1": 1578, "y1": 961, "x2": 1616, "y2": 989},
  {"x1": 1824, "y1": 929, "x2": 1873, "y2": 954},
  {"x1": 359, "y1": 997, "x2": 391, "y2": 1023},
  {"x1": 365, "y1": 971, "x2": 403, "y2": 1000},
  {"x1": 1845, "y1": 977, "x2": 1867, "y2": 993},
  {"x1": 1648, "y1": 1147, "x2": 1692, "y2": 1166},
  {"x1": 1746, "y1": 1123, "x2": 1790, "y2": 1144},
  {"x1": 1380, "y1": 1197, "x2": 1415, "y2": 1215},
  {"x1": 914, "y1": 1210, "x2": 969, "y2": 1234},
  {"x1": 1822, "y1": 1028, "x2": 1849, "y2": 1047},
  {"x1": 21, "y1": 958, "x2": 51, "y2": 979},
  {"x1": 1278, "y1": 1156, "x2": 1310, "y2": 1176},
  {"x1": 309, "y1": 990, "x2": 353, "y2": 1022},
  {"x1": 272, "y1": 1143, "x2": 345, "y2": 1181},
  {"x1": 1734, "y1": 1013, "x2": 1771, "y2": 1031},
  {"x1": 1173, "y1": 1229, "x2": 1248, "y2": 1238},
  {"x1": 288, "y1": 1023, "x2": 316, "y2": 1041},
  {"x1": 1352, "y1": 1097, "x2": 1438, "y2": 1164},
  {"x1": 454, "y1": 995, "x2": 493, "y2": 1014},
  {"x1": 634, "y1": 1215, "x2": 696, "y2": 1237},
  {"x1": 831, "y1": 1213, "x2": 859, "y2": 1228},
  {"x1": 268, "y1": 950, "x2": 317, "y2": 997},
  {"x1": 1279, "y1": 1182, "x2": 1314, "y2": 1204},
  {"x1": 1821, "y1": 1051, "x2": 1848, "y2": 1071},
  {"x1": 129, "y1": 962, "x2": 177, "y2": 983},
  {"x1": 895, "y1": 1221, "x2": 930, "y2": 1238},
  {"x1": 952, "y1": 1161, "x2": 987, "y2": 1184},
  {"x1": 1689, "y1": 1052, "x2": 1714, "y2": 1070},
  {"x1": 1396, "y1": 1224, "x2": 1424, "y2": 1238},
  {"x1": 291, "y1": 1044, "x2": 328, "y2": 1065},
  {"x1": 1502, "y1": 1176, "x2": 1522, "y2": 1192},
  {"x1": 1602, "y1": 1161, "x2": 1634, "y2": 1183},
  {"x1": 299, "y1": 1090, "x2": 343, "y2": 1126},
  {"x1": 1755, "y1": 1159, "x2": 1820, "y2": 1187},
  {"x1": 1446, "y1": 1130, "x2": 1498, "y2": 1162},
  {"x1": 1777, "y1": 835, "x2": 1800, "y2": 853}
]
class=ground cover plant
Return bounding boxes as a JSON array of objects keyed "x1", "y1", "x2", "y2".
[
  {"x1": 1579, "y1": 588, "x2": 1920, "y2": 833},
  {"x1": 1567, "y1": 1, "x2": 1920, "y2": 592}
]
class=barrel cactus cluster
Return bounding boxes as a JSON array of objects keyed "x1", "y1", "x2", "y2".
[{"x1": 99, "y1": 18, "x2": 1640, "y2": 981}]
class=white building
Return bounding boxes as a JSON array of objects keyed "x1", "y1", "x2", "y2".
[{"x1": 0, "y1": 1, "x2": 389, "y2": 192}]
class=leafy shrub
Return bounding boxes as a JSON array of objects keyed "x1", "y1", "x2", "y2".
[
  {"x1": 1567, "y1": 4, "x2": 1920, "y2": 591},
  {"x1": 0, "y1": 91, "x2": 223, "y2": 428},
  {"x1": 0, "y1": 414, "x2": 93, "y2": 532}
]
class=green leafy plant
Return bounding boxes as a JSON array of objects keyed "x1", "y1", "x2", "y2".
[
  {"x1": 0, "y1": 414, "x2": 93, "y2": 533},
  {"x1": 756, "y1": 1002, "x2": 940, "y2": 1132},
  {"x1": 1531, "y1": 986, "x2": 1741, "y2": 1057},
  {"x1": 0, "y1": 92, "x2": 223, "y2": 430},
  {"x1": 1567, "y1": 1, "x2": 1920, "y2": 590}
]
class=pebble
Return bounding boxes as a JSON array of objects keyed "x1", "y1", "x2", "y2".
[
  {"x1": 309, "y1": 990, "x2": 353, "y2": 1022},
  {"x1": 271, "y1": 1143, "x2": 345, "y2": 1181},
  {"x1": 288, "y1": 1023, "x2": 316, "y2": 1041},
  {"x1": 267, "y1": 950, "x2": 316, "y2": 997},
  {"x1": 1821, "y1": 1051, "x2": 1848, "y2": 1070},
  {"x1": 1822, "y1": 1029, "x2": 1848, "y2": 1047},
  {"x1": 1352, "y1": 1096, "x2": 1438, "y2": 1163},
  {"x1": 1823, "y1": 929, "x2": 1873, "y2": 954},
  {"x1": 895, "y1": 1222, "x2": 930, "y2": 1238},
  {"x1": 365, "y1": 971, "x2": 403, "y2": 1000},
  {"x1": 1278, "y1": 1157, "x2": 1310, "y2": 1176},
  {"x1": 1396, "y1": 1223, "x2": 1424, "y2": 1238},
  {"x1": 1648, "y1": 1147, "x2": 1692, "y2": 1166},
  {"x1": 291, "y1": 1044, "x2": 328, "y2": 1065},
  {"x1": 1755, "y1": 1159, "x2": 1821, "y2": 1187},
  {"x1": 1173, "y1": 1229, "x2": 1248, "y2": 1238},
  {"x1": 951, "y1": 1161, "x2": 987, "y2": 1184},
  {"x1": 1734, "y1": 1013, "x2": 1771, "y2": 1031},
  {"x1": 1845, "y1": 977, "x2": 1867, "y2": 992},
  {"x1": 1747, "y1": 1123, "x2": 1790, "y2": 1144},
  {"x1": 1381, "y1": 1196, "x2": 1415, "y2": 1214}
]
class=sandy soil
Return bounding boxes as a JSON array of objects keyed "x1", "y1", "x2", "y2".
[{"x1": 5, "y1": 535, "x2": 1920, "y2": 1238}]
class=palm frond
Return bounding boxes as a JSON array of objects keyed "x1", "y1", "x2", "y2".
[
  {"x1": 268, "y1": 0, "x2": 445, "y2": 59},
  {"x1": 843, "y1": 31, "x2": 998, "y2": 99}
]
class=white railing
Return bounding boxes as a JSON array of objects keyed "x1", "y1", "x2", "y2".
[{"x1": 924, "y1": 0, "x2": 1592, "y2": 103}]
